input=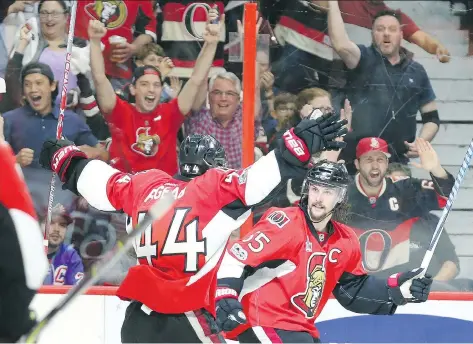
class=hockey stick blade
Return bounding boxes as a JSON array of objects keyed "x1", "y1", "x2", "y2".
[
  {"x1": 419, "y1": 139, "x2": 473, "y2": 275},
  {"x1": 22, "y1": 193, "x2": 176, "y2": 343}
]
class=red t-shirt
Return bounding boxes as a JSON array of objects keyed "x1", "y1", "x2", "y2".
[
  {"x1": 106, "y1": 96, "x2": 184, "y2": 175},
  {"x1": 74, "y1": 1, "x2": 157, "y2": 80}
]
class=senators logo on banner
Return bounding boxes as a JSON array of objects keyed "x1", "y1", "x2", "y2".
[
  {"x1": 84, "y1": 1, "x2": 127, "y2": 29},
  {"x1": 352, "y1": 219, "x2": 416, "y2": 272},
  {"x1": 291, "y1": 252, "x2": 327, "y2": 318}
]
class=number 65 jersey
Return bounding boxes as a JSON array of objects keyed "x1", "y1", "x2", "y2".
[
  {"x1": 65, "y1": 150, "x2": 293, "y2": 315},
  {"x1": 217, "y1": 206, "x2": 399, "y2": 339}
]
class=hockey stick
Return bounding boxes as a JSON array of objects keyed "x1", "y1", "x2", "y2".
[
  {"x1": 420, "y1": 139, "x2": 473, "y2": 273},
  {"x1": 23, "y1": 193, "x2": 175, "y2": 343},
  {"x1": 43, "y1": 1, "x2": 78, "y2": 251}
]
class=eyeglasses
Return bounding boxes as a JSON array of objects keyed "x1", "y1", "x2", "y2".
[
  {"x1": 210, "y1": 90, "x2": 239, "y2": 98},
  {"x1": 39, "y1": 11, "x2": 67, "y2": 20}
]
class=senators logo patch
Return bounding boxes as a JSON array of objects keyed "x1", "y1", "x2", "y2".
[
  {"x1": 291, "y1": 252, "x2": 327, "y2": 318},
  {"x1": 84, "y1": 1, "x2": 127, "y2": 29},
  {"x1": 267, "y1": 210, "x2": 290, "y2": 228},
  {"x1": 131, "y1": 127, "x2": 160, "y2": 157}
]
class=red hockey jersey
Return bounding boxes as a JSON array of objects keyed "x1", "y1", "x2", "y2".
[
  {"x1": 0, "y1": 142, "x2": 48, "y2": 291},
  {"x1": 75, "y1": 1, "x2": 157, "y2": 80},
  {"x1": 72, "y1": 150, "x2": 286, "y2": 314},
  {"x1": 218, "y1": 206, "x2": 366, "y2": 339}
]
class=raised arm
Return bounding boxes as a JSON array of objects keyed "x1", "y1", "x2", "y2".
[
  {"x1": 327, "y1": 1, "x2": 361, "y2": 70},
  {"x1": 88, "y1": 20, "x2": 117, "y2": 114},
  {"x1": 178, "y1": 8, "x2": 224, "y2": 115},
  {"x1": 38, "y1": 139, "x2": 169, "y2": 215}
]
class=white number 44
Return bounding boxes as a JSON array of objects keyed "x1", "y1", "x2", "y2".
[{"x1": 134, "y1": 208, "x2": 206, "y2": 272}]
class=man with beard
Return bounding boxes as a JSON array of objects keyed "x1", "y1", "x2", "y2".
[
  {"x1": 42, "y1": 204, "x2": 84, "y2": 286},
  {"x1": 328, "y1": 3, "x2": 441, "y2": 174},
  {"x1": 215, "y1": 161, "x2": 433, "y2": 343},
  {"x1": 344, "y1": 137, "x2": 455, "y2": 279}
]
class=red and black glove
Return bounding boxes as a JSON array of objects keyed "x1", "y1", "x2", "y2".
[
  {"x1": 215, "y1": 287, "x2": 247, "y2": 332},
  {"x1": 280, "y1": 111, "x2": 347, "y2": 167},
  {"x1": 39, "y1": 139, "x2": 87, "y2": 182},
  {"x1": 387, "y1": 268, "x2": 433, "y2": 306}
]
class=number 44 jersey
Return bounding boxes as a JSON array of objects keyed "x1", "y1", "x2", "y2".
[{"x1": 67, "y1": 151, "x2": 291, "y2": 315}]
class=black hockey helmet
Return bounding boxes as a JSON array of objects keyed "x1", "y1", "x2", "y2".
[
  {"x1": 300, "y1": 160, "x2": 350, "y2": 207},
  {"x1": 179, "y1": 134, "x2": 227, "y2": 177}
]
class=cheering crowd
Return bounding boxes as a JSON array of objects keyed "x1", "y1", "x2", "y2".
[{"x1": 0, "y1": 0, "x2": 471, "y2": 293}]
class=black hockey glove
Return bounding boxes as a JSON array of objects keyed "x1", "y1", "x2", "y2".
[
  {"x1": 40, "y1": 139, "x2": 87, "y2": 182},
  {"x1": 215, "y1": 287, "x2": 247, "y2": 332},
  {"x1": 387, "y1": 268, "x2": 433, "y2": 306},
  {"x1": 280, "y1": 110, "x2": 348, "y2": 167}
]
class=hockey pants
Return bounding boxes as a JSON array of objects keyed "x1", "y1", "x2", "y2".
[{"x1": 121, "y1": 301, "x2": 226, "y2": 343}]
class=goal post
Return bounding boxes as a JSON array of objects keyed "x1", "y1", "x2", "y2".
[{"x1": 240, "y1": 2, "x2": 258, "y2": 238}]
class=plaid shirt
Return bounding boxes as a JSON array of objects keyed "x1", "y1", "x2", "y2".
[{"x1": 184, "y1": 105, "x2": 261, "y2": 169}]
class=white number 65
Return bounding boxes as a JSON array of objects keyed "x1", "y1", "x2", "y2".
[{"x1": 242, "y1": 231, "x2": 270, "y2": 253}]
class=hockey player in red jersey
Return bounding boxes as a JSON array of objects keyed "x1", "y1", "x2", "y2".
[
  {"x1": 39, "y1": 112, "x2": 347, "y2": 342},
  {"x1": 215, "y1": 161, "x2": 433, "y2": 343},
  {"x1": 0, "y1": 140, "x2": 48, "y2": 342}
]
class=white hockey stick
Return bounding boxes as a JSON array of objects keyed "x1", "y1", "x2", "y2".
[
  {"x1": 420, "y1": 139, "x2": 473, "y2": 273},
  {"x1": 43, "y1": 1, "x2": 78, "y2": 251},
  {"x1": 23, "y1": 193, "x2": 175, "y2": 343}
]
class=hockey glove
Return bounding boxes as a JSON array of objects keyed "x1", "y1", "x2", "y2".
[
  {"x1": 387, "y1": 268, "x2": 433, "y2": 306},
  {"x1": 215, "y1": 287, "x2": 247, "y2": 332},
  {"x1": 280, "y1": 111, "x2": 348, "y2": 167},
  {"x1": 40, "y1": 139, "x2": 87, "y2": 182}
]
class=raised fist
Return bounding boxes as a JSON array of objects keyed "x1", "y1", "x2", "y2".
[{"x1": 88, "y1": 20, "x2": 107, "y2": 41}]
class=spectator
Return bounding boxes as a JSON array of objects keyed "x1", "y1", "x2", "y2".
[
  {"x1": 88, "y1": 8, "x2": 223, "y2": 174},
  {"x1": 386, "y1": 161, "x2": 412, "y2": 180},
  {"x1": 185, "y1": 70, "x2": 261, "y2": 169},
  {"x1": 386, "y1": 162, "x2": 460, "y2": 284},
  {"x1": 341, "y1": 137, "x2": 457, "y2": 282},
  {"x1": 338, "y1": 1, "x2": 450, "y2": 63},
  {"x1": 269, "y1": 87, "x2": 352, "y2": 151},
  {"x1": 270, "y1": 0, "x2": 450, "y2": 93},
  {"x1": 74, "y1": 0, "x2": 157, "y2": 89},
  {"x1": 2, "y1": 62, "x2": 103, "y2": 212},
  {"x1": 3, "y1": 0, "x2": 97, "y2": 115},
  {"x1": 116, "y1": 42, "x2": 183, "y2": 103},
  {"x1": 267, "y1": 89, "x2": 351, "y2": 209},
  {"x1": 42, "y1": 204, "x2": 84, "y2": 286},
  {"x1": 265, "y1": 92, "x2": 297, "y2": 148},
  {"x1": 328, "y1": 4, "x2": 441, "y2": 174},
  {"x1": 0, "y1": 1, "x2": 38, "y2": 77}
]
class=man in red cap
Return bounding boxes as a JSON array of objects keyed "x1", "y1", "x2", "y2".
[{"x1": 343, "y1": 136, "x2": 457, "y2": 281}]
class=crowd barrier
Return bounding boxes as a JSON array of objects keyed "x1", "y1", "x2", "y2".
[{"x1": 34, "y1": 287, "x2": 473, "y2": 343}]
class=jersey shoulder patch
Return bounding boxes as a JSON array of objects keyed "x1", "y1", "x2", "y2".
[{"x1": 266, "y1": 209, "x2": 291, "y2": 228}]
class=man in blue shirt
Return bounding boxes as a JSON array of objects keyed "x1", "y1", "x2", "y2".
[
  {"x1": 2, "y1": 62, "x2": 105, "y2": 212},
  {"x1": 327, "y1": 4, "x2": 440, "y2": 174}
]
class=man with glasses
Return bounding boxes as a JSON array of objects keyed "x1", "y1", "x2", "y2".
[{"x1": 185, "y1": 71, "x2": 262, "y2": 169}]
